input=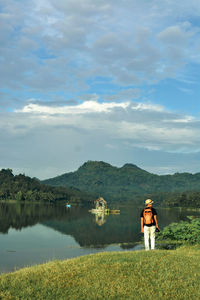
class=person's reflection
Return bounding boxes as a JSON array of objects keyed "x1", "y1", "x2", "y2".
[{"x1": 95, "y1": 212, "x2": 106, "y2": 226}]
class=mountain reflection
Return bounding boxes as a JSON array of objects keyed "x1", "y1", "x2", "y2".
[
  {"x1": 0, "y1": 202, "x2": 68, "y2": 234},
  {"x1": 0, "y1": 202, "x2": 198, "y2": 249}
]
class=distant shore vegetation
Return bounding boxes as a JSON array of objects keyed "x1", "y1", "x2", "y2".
[
  {"x1": 0, "y1": 169, "x2": 93, "y2": 204},
  {"x1": 1, "y1": 161, "x2": 200, "y2": 208}
]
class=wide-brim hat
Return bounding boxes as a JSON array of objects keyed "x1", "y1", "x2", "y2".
[{"x1": 145, "y1": 199, "x2": 154, "y2": 205}]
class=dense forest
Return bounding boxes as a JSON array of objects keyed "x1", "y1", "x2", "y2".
[
  {"x1": 43, "y1": 161, "x2": 200, "y2": 206},
  {"x1": 0, "y1": 169, "x2": 93, "y2": 204},
  {"x1": 141, "y1": 190, "x2": 200, "y2": 207},
  {"x1": 1, "y1": 162, "x2": 200, "y2": 207},
  {"x1": 158, "y1": 191, "x2": 200, "y2": 207}
]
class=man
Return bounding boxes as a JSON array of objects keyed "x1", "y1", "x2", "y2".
[{"x1": 140, "y1": 199, "x2": 160, "y2": 250}]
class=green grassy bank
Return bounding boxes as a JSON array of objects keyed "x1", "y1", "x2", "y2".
[{"x1": 0, "y1": 247, "x2": 199, "y2": 300}]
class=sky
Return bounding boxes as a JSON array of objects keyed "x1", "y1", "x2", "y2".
[{"x1": 1, "y1": 0, "x2": 200, "y2": 179}]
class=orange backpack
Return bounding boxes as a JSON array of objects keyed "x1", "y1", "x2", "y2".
[{"x1": 143, "y1": 208, "x2": 154, "y2": 225}]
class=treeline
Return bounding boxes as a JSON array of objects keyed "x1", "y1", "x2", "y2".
[
  {"x1": 137, "y1": 190, "x2": 200, "y2": 208},
  {"x1": 160, "y1": 191, "x2": 200, "y2": 207},
  {"x1": 0, "y1": 169, "x2": 93, "y2": 203}
]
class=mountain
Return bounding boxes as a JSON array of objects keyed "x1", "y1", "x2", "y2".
[
  {"x1": 0, "y1": 168, "x2": 93, "y2": 203},
  {"x1": 42, "y1": 161, "x2": 200, "y2": 204}
]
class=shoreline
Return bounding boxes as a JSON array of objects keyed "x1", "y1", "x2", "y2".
[{"x1": 0, "y1": 200, "x2": 200, "y2": 211}]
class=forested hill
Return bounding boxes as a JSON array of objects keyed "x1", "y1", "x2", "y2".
[
  {"x1": 43, "y1": 161, "x2": 200, "y2": 204},
  {"x1": 0, "y1": 169, "x2": 93, "y2": 203}
]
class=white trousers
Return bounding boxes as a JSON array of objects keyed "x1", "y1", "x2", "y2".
[{"x1": 144, "y1": 226, "x2": 156, "y2": 250}]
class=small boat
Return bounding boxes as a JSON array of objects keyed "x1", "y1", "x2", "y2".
[{"x1": 66, "y1": 204, "x2": 71, "y2": 208}]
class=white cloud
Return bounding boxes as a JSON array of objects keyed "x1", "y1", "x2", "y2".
[
  {"x1": 164, "y1": 116, "x2": 194, "y2": 123},
  {"x1": 15, "y1": 101, "x2": 130, "y2": 114},
  {"x1": 131, "y1": 103, "x2": 164, "y2": 112},
  {"x1": 1, "y1": 99, "x2": 200, "y2": 178},
  {"x1": 1, "y1": 0, "x2": 200, "y2": 94},
  {"x1": 11, "y1": 100, "x2": 200, "y2": 154},
  {"x1": 157, "y1": 25, "x2": 193, "y2": 45}
]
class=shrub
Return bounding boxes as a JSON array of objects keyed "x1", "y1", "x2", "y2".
[{"x1": 157, "y1": 216, "x2": 200, "y2": 244}]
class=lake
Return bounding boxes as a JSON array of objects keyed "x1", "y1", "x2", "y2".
[{"x1": 0, "y1": 202, "x2": 199, "y2": 273}]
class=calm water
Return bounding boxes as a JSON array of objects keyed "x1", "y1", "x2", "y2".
[{"x1": 0, "y1": 202, "x2": 199, "y2": 273}]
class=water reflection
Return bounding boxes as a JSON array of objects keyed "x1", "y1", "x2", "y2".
[
  {"x1": 0, "y1": 202, "x2": 199, "y2": 273},
  {"x1": 94, "y1": 212, "x2": 107, "y2": 226},
  {"x1": 0, "y1": 202, "x2": 67, "y2": 234},
  {"x1": 0, "y1": 202, "x2": 199, "y2": 247}
]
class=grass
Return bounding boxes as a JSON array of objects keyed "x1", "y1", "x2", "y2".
[{"x1": 0, "y1": 246, "x2": 199, "y2": 300}]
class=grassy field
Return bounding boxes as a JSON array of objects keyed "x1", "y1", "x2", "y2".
[{"x1": 0, "y1": 246, "x2": 199, "y2": 300}]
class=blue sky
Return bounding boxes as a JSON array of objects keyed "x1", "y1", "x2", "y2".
[{"x1": 1, "y1": 0, "x2": 200, "y2": 179}]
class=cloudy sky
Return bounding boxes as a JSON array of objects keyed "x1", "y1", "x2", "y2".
[{"x1": 1, "y1": 0, "x2": 200, "y2": 179}]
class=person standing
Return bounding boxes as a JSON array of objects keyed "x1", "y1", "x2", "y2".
[{"x1": 140, "y1": 199, "x2": 160, "y2": 250}]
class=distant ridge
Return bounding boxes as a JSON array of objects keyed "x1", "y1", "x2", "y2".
[{"x1": 42, "y1": 161, "x2": 200, "y2": 203}]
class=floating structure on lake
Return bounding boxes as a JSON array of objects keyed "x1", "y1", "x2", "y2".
[{"x1": 89, "y1": 197, "x2": 120, "y2": 215}]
